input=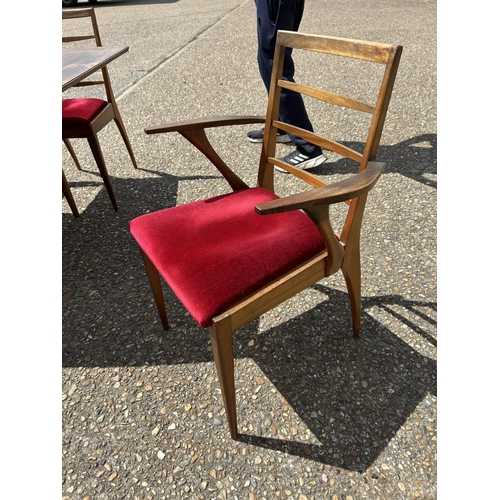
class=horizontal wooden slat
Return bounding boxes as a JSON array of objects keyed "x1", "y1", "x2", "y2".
[
  {"x1": 278, "y1": 80, "x2": 375, "y2": 114},
  {"x1": 63, "y1": 35, "x2": 95, "y2": 43},
  {"x1": 62, "y1": 8, "x2": 93, "y2": 20},
  {"x1": 277, "y1": 30, "x2": 397, "y2": 64},
  {"x1": 268, "y1": 158, "x2": 327, "y2": 187},
  {"x1": 273, "y1": 120, "x2": 364, "y2": 163},
  {"x1": 72, "y1": 80, "x2": 105, "y2": 87}
]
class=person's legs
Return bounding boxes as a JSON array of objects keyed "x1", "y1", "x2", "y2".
[
  {"x1": 255, "y1": 0, "x2": 312, "y2": 143},
  {"x1": 248, "y1": 0, "x2": 293, "y2": 143},
  {"x1": 250, "y1": 0, "x2": 326, "y2": 169}
]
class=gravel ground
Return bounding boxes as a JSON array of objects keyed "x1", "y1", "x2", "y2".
[{"x1": 61, "y1": 0, "x2": 437, "y2": 498}]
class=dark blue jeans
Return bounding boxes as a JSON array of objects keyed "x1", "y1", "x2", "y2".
[{"x1": 254, "y1": 0, "x2": 313, "y2": 146}]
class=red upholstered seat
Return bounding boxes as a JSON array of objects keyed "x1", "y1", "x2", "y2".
[
  {"x1": 62, "y1": 98, "x2": 108, "y2": 137},
  {"x1": 129, "y1": 187, "x2": 326, "y2": 327}
]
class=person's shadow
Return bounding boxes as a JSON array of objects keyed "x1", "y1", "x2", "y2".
[{"x1": 62, "y1": 133, "x2": 436, "y2": 472}]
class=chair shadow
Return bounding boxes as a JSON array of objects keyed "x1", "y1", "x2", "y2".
[
  {"x1": 63, "y1": 133, "x2": 436, "y2": 471},
  {"x1": 232, "y1": 285, "x2": 436, "y2": 471}
]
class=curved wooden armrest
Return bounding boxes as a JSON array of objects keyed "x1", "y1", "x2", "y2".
[
  {"x1": 144, "y1": 116, "x2": 266, "y2": 192},
  {"x1": 255, "y1": 161, "x2": 385, "y2": 215},
  {"x1": 145, "y1": 116, "x2": 266, "y2": 135}
]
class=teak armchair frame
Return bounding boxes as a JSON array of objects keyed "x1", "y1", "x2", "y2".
[
  {"x1": 130, "y1": 31, "x2": 402, "y2": 439},
  {"x1": 62, "y1": 8, "x2": 137, "y2": 216}
]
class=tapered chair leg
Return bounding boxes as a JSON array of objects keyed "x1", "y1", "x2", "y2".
[
  {"x1": 63, "y1": 139, "x2": 82, "y2": 171},
  {"x1": 113, "y1": 111, "x2": 138, "y2": 169},
  {"x1": 62, "y1": 170, "x2": 79, "y2": 218},
  {"x1": 86, "y1": 129, "x2": 118, "y2": 211},
  {"x1": 209, "y1": 317, "x2": 238, "y2": 439},
  {"x1": 341, "y1": 246, "x2": 362, "y2": 338},
  {"x1": 140, "y1": 250, "x2": 169, "y2": 330}
]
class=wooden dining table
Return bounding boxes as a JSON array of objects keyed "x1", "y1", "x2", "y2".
[{"x1": 62, "y1": 46, "x2": 129, "y2": 92}]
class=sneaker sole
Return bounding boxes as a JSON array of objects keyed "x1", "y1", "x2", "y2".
[
  {"x1": 247, "y1": 135, "x2": 292, "y2": 144},
  {"x1": 276, "y1": 154, "x2": 327, "y2": 172}
]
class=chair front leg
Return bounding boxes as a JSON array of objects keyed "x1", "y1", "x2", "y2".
[
  {"x1": 62, "y1": 170, "x2": 79, "y2": 218},
  {"x1": 86, "y1": 129, "x2": 118, "y2": 211},
  {"x1": 63, "y1": 139, "x2": 82, "y2": 171},
  {"x1": 140, "y1": 250, "x2": 169, "y2": 330},
  {"x1": 112, "y1": 107, "x2": 138, "y2": 169},
  {"x1": 209, "y1": 316, "x2": 238, "y2": 439}
]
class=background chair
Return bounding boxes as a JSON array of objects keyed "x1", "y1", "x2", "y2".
[
  {"x1": 62, "y1": 7, "x2": 137, "y2": 214},
  {"x1": 129, "y1": 31, "x2": 402, "y2": 439}
]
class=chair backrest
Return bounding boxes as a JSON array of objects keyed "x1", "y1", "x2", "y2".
[
  {"x1": 62, "y1": 8, "x2": 113, "y2": 100},
  {"x1": 258, "y1": 31, "x2": 402, "y2": 246},
  {"x1": 62, "y1": 7, "x2": 102, "y2": 46}
]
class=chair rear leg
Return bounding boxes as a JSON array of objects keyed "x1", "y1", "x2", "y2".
[
  {"x1": 140, "y1": 250, "x2": 169, "y2": 330},
  {"x1": 341, "y1": 246, "x2": 362, "y2": 338},
  {"x1": 113, "y1": 110, "x2": 138, "y2": 169},
  {"x1": 86, "y1": 131, "x2": 118, "y2": 211},
  {"x1": 209, "y1": 317, "x2": 238, "y2": 439},
  {"x1": 62, "y1": 170, "x2": 79, "y2": 217},
  {"x1": 63, "y1": 139, "x2": 82, "y2": 171}
]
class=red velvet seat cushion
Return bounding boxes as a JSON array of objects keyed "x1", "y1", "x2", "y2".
[
  {"x1": 62, "y1": 98, "x2": 108, "y2": 137},
  {"x1": 129, "y1": 187, "x2": 326, "y2": 328}
]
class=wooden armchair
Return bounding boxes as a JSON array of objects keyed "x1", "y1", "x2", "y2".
[
  {"x1": 129, "y1": 31, "x2": 402, "y2": 439},
  {"x1": 62, "y1": 8, "x2": 137, "y2": 215}
]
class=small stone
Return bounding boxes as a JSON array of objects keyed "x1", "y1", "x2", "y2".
[
  {"x1": 185, "y1": 404, "x2": 192, "y2": 412},
  {"x1": 213, "y1": 417, "x2": 223, "y2": 426},
  {"x1": 168, "y1": 423, "x2": 176, "y2": 430},
  {"x1": 157, "y1": 450, "x2": 165, "y2": 460},
  {"x1": 108, "y1": 471, "x2": 118, "y2": 482},
  {"x1": 152, "y1": 425, "x2": 161, "y2": 436}
]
